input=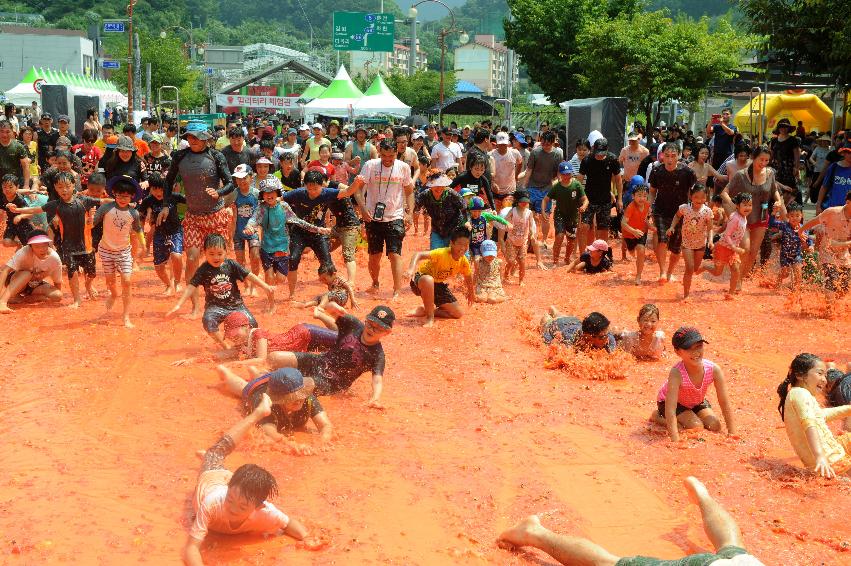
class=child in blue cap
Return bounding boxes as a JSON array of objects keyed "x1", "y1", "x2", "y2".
[
  {"x1": 466, "y1": 196, "x2": 510, "y2": 259},
  {"x1": 543, "y1": 161, "x2": 588, "y2": 266},
  {"x1": 474, "y1": 239, "x2": 506, "y2": 303}
]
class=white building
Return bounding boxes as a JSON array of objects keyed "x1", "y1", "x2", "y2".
[
  {"x1": 453, "y1": 34, "x2": 518, "y2": 98},
  {"x1": 350, "y1": 43, "x2": 427, "y2": 78},
  {"x1": 0, "y1": 26, "x2": 94, "y2": 92}
]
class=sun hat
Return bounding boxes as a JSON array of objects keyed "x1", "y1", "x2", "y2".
[
  {"x1": 672, "y1": 326, "x2": 708, "y2": 350},
  {"x1": 258, "y1": 177, "x2": 283, "y2": 193},
  {"x1": 266, "y1": 368, "x2": 315, "y2": 402},
  {"x1": 469, "y1": 196, "x2": 486, "y2": 210},
  {"x1": 586, "y1": 239, "x2": 609, "y2": 253},
  {"x1": 222, "y1": 310, "x2": 251, "y2": 339},
  {"x1": 26, "y1": 233, "x2": 52, "y2": 245},
  {"x1": 366, "y1": 305, "x2": 395, "y2": 329},
  {"x1": 106, "y1": 174, "x2": 144, "y2": 201},
  {"x1": 116, "y1": 135, "x2": 137, "y2": 152},
  {"x1": 514, "y1": 132, "x2": 528, "y2": 146},
  {"x1": 298, "y1": 123, "x2": 310, "y2": 131},
  {"x1": 182, "y1": 121, "x2": 212, "y2": 140},
  {"x1": 481, "y1": 239, "x2": 497, "y2": 257},
  {"x1": 256, "y1": 156, "x2": 274, "y2": 166},
  {"x1": 773, "y1": 118, "x2": 792, "y2": 134}
]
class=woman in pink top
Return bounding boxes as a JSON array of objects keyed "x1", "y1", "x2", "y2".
[{"x1": 651, "y1": 327, "x2": 737, "y2": 442}]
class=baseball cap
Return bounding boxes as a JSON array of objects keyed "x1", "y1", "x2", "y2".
[
  {"x1": 40, "y1": 113, "x2": 52, "y2": 120},
  {"x1": 412, "y1": 131, "x2": 425, "y2": 140},
  {"x1": 592, "y1": 137, "x2": 609, "y2": 155},
  {"x1": 459, "y1": 187, "x2": 476, "y2": 198},
  {"x1": 426, "y1": 174, "x2": 452, "y2": 188},
  {"x1": 232, "y1": 163, "x2": 252, "y2": 179},
  {"x1": 258, "y1": 177, "x2": 283, "y2": 193},
  {"x1": 312, "y1": 122, "x2": 324, "y2": 130},
  {"x1": 495, "y1": 132, "x2": 509, "y2": 145},
  {"x1": 671, "y1": 326, "x2": 708, "y2": 350},
  {"x1": 298, "y1": 123, "x2": 310, "y2": 131},
  {"x1": 628, "y1": 175, "x2": 645, "y2": 190},
  {"x1": 182, "y1": 121, "x2": 212, "y2": 140},
  {"x1": 331, "y1": 152, "x2": 344, "y2": 161},
  {"x1": 149, "y1": 133, "x2": 165, "y2": 144},
  {"x1": 366, "y1": 305, "x2": 395, "y2": 329},
  {"x1": 26, "y1": 232, "x2": 52, "y2": 245},
  {"x1": 222, "y1": 310, "x2": 251, "y2": 339},
  {"x1": 481, "y1": 239, "x2": 497, "y2": 257},
  {"x1": 57, "y1": 114, "x2": 70, "y2": 123},
  {"x1": 514, "y1": 132, "x2": 528, "y2": 146},
  {"x1": 256, "y1": 156, "x2": 274, "y2": 165},
  {"x1": 287, "y1": 127, "x2": 297, "y2": 135},
  {"x1": 56, "y1": 136, "x2": 72, "y2": 146},
  {"x1": 469, "y1": 196, "x2": 486, "y2": 210},
  {"x1": 558, "y1": 161, "x2": 575, "y2": 175},
  {"x1": 266, "y1": 368, "x2": 315, "y2": 401},
  {"x1": 585, "y1": 239, "x2": 609, "y2": 253}
]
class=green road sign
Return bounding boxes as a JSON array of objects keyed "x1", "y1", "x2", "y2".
[{"x1": 333, "y1": 12, "x2": 395, "y2": 52}]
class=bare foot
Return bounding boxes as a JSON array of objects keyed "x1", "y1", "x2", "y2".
[
  {"x1": 496, "y1": 515, "x2": 544, "y2": 550},
  {"x1": 105, "y1": 295, "x2": 116, "y2": 312},
  {"x1": 634, "y1": 277, "x2": 642, "y2": 286},
  {"x1": 657, "y1": 275, "x2": 667, "y2": 284},
  {"x1": 667, "y1": 274, "x2": 678, "y2": 282},
  {"x1": 161, "y1": 286, "x2": 176, "y2": 297},
  {"x1": 391, "y1": 291, "x2": 401, "y2": 302},
  {"x1": 366, "y1": 283, "x2": 380, "y2": 294},
  {"x1": 87, "y1": 287, "x2": 99, "y2": 299},
  {"x1": 683, "y1": 476, "x2": 710, "y2": 507},
  {"x1": 123, "y1": 317, "x2": 135, "y2": 329},
  {"x1": 67, "y1": 301, "x2": 82, "y2": 309},
  {"x1": 547, "y1": 305, "x2": 559, "y2": 317},
  {"x1": 0, "y1": 304, "x2": 13, "y2": 314},
  {"x1": 406, "y1": 306, "x2": 425, "y2": 317},
  {"x1": 186, "y1": 310, "x2": 201, "y2": 320},
  {"x1": 423, "y1": 318, "x2": 434, "y2": 328}
]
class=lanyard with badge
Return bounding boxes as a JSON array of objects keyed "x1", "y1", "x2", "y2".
[{"x1": 373, "y1": 162, "x2": 394, "y2": 220}]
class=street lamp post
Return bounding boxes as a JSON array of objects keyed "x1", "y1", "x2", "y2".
[
  {"x1": 127, "y1": 0, "x2": 136, "y2": 119},
  {"x1": 160, "y1": 25, "x2": 201, "y2": 63},
  {"x1": 407, "y1": 0, "x2": 468, "y2": 126}
]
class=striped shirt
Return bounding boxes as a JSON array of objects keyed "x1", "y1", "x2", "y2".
[{"x1": 657, "y1": 359, "x2": 715, "y2": 408}]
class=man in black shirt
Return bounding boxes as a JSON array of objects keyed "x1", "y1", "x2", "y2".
[
  {"x1": 578, "y1": 137, "x2": 622, "y2": 250},
  {"x1": 465, "y1": 128, "x2": 492, "y2": 185},
  {"x1": 35, "y1": 113, "x2": 59, "y2": 172},
  {"x1": 648, "y1": 142, "x2": 697, "y2": 282},
  {"x1": 220, "y1": 127, "x2": 252, "y2": 187},
  {"x1": 57, "y1": 115, "x2": 79, "y2": 146}
]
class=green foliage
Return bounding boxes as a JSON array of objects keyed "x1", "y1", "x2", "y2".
[
  {"x1": 107, "y1": 31, "x2": 205, "y2": 108},
  {"x1": 739, "y1": 0, "x2": 851, "y2": 83},
  {"x1": 503, "y1": 0, "x2": 643, "y2": 103},
  {"x1": 572, "y1": 12, "x2": 747, "y2": 128}
]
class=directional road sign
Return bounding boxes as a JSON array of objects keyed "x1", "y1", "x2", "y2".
[
  {"x1": 103, "y1": 21, "x2": 126, "y2": 33},
  {"x1": 101, "y1": 60, "x2": 121, "y2": 69},
  {"x1": 333, "y1": 12, "x2": 394, "y2": 52}
]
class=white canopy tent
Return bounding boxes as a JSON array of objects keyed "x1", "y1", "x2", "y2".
[
  {"x1": 3, "y1": 66, "x2": 126, "y2": 109},
  {"x1": 352, "y1": 74, "x2": 410, "y2": 118},
  {"x1": 303, "y1": 65, "x2": 363, "y2": 119}
]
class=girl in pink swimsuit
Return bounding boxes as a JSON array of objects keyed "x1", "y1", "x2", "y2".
[{"x1": 652, "y1": 327, "x2": 737, "y2": 442}]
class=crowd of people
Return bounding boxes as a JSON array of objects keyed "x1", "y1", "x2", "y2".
[{"x1": 0, "y1": 103, "x2": 849, "y2": 565}]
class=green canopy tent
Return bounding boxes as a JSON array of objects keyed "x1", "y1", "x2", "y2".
[{"x1": 303, "y1": 66, "x2": 364, "y2": 119}]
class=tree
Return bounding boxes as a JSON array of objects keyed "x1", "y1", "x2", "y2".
[
  {"x1": 503, "y1": 0, "x2": 642, "y2": 103},
  {"x1": 383, "y1": 69, "x2": 456, "y2": 111},
  {"x1": 107, "y1": 31, "x2": 206, "y2": 109},
  {"x1": 572, "y1": 12, "x2": 747, "y2": 128},
  {"x1": 739, "y1": 0, "x2": 851, "y2": 84}
]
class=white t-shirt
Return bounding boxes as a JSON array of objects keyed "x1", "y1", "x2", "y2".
[
  {"x1": 502, "y1": 207, "x2": 536, "y2": 246},
  {"x1": 430, "y1": 141, "x2": 462, "y2": 171},
  {"x1": 357, "y1": 158, "x2": 413, "y2": 222},
  {"x1": 6, "y1": 245, "x2": 62, "y2": 283},
  {"x1": 94, "y1": 203, "x2": 142, "y2": 252},
  {"x1": 490, "y1": 148, "x2": 522, "y2": 194}
]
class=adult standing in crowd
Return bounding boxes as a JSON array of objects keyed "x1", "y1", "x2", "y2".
[
  {"x1": 707, "y1": 108, "x2": 738, "y2": 170},
  {"x1": 34, "y1": 113, "x2": 59, "y2": 173},
  {"x1": 578, "y1": 137, "x2": 621, "y2": 251},
  {"x1": 490, "y1": 132, "x2": 523, "y2": 210},
  {"x1": 350, "y1": 139, "x2": 415, "y2": 299},
  {"x1": 0, "y1": 120, "x2": 30, "y2": 188},
  {"x1": 523, "y1": 130, "x2": 563, "y2": 244},
  {"x1": 768, "y1": 118, "x2": 802, "y2": 204}
]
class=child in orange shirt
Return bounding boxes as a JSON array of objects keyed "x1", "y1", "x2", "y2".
[{"x1": 621, "y1": 184, "x2": 651, "y2": 285}]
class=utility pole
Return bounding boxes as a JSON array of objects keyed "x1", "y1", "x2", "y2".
[
  {"x1": 134, "y1": 32, "x2": 142, "y2": 113},
  {"x1": 146, "y1": 63, "x2": 152, "y2": 112},
  {"x1": 127, "y1": 0, "x2": 135, "y2": 119}
]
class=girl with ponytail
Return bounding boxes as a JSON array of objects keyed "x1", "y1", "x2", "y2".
[{"x1": 779, "y1": 353, "x2": 851, "y2": 478}]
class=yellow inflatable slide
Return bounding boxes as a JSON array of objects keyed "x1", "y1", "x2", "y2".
[{"x1": 734, "y1": 93, "x2": 833, "y2": 136}]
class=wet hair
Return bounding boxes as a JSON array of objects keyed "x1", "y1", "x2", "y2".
[
  {"x1": 260, "y1": 139, "x2": 275, "y2": 150},
  {"x1": 474, "y1": 129, "x2": 490, "y2": 144},
  {"x1": 54, "y1": 171, "x2": 76, "y2": 185},
  {"x1": 747, "y1": 144, "x2": 771, "y2": 177},
  {"x1": 378, "y1": 139, "x2": 396, "y2": 152},
  {"x1": 575, "y1": 139, "x2": 591, "y2": 150},
  {"x1": 777, "y1": 353, "x2": 822, "y2": 420},
  {"x1": 1, "y1": 173, "x2": 19, "y2": 187},
  {"x1": 123, "y1": 123, "x2": 137, "y2": 134},
  {"x1": 694, "y1": 143, "x2": 709, "y2": 157},
  {"x1": 632, "y1": 184, "x2": 649, "y2": 195},
  {"x1": 82, "y1": 129, "x2": 98, "y2": 143},
  {"x1": 450, "y1": 225, "x2": 471, "y2": 241},
  {"x1": 228, "y1": 463, "x2": 278, "y2": 508},
  {"x1": 637, "y1": 303, "x2": 659, "y2": 321},
  {"x1": 203, "y1": 233, "x2": 227, "y2": 250},
  {"x1": 541, "y1": 131, "x2": 557, "y2": 143},
  {"x1": 278, "y1": 152, "x2": 295, "y2": 161},
  {"x1": 111, "y1": 180, "x2": 137, "y2": 196},
  {"x1": 733, "y1": 144, "x2": 750, "y2": 157},
  {"x1": 0, "y1": 119, "x2": 12, "y2": 130},
  {"x1": 689, "y1": 183, "x2": 707, "y2": 196},
  {"x1": 661, "y1": 142, "x2": 681, "y2": 154},
  {"x1": 731, "y1": 192, "x2": 752, "y2": 206},
  {"x1": 148, "y1": 172, "x2": 165, "y2": 189},
  {"x1": 318, "y1": 263, "x2": 337, "y2": 275},
  {"x1": 711, "y1": 194, "x2": 723, "y2": 205},
  {"x1": 228, "y1": 126, "x2": 244, "y2": 138},
  {"x1": 468, "y1": 155, "x2": 487, "y2": 169},
  {"x1": 88, "y1": 172, "x2": 106, "y2": 187},
  {"x1": 54, "y1": 150, "x2": 73, "y2": 163},
  {"x1": 304, "y1": 169, "x2": 326, "y2": 185},
  {"x1": 786, "y1": 202, "x2": 803, "y2": 213},
  {"x1": 418, "y1": 154, "x2": 431, "y2": 166},
  {"x1": 581, "y1": 312, "x2": 610, "y2": 335}
]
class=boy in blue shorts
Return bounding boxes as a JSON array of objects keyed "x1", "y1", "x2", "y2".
[
  {"x1": 138, "y1": 173, "x2": 186, "y2": 296},
  {"x1": 230, "y1": 164, "x2": 262, "y2": 295}
]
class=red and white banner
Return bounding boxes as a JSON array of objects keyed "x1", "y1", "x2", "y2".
[{"x1": 216, "y1": 94, "x2": 298, "y2": 110}]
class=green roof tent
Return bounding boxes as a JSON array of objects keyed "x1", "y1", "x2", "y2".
[
  {"x1": 3, "y1": 66, "x2": 127, "y2": 111},
  {"x1": 353, "y1": 74, "x2": 411, "y2": 118},
  {"x1": 298, "y1": 81, "x2": 325, "y2": 103},
  {"x1": 303, "y1": 66, "x2": 364, "y2": 119}
]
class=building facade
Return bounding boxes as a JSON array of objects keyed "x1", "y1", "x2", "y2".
[
  {"x1": 350, "y1": 43, "x2": 427, "y2": 78},
  {"x1": 453, "y1": 35, "x2": 518, "y2": 98},
  {"x1": 0, "y1": 27, "x2": 94, "y2": 92}
]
